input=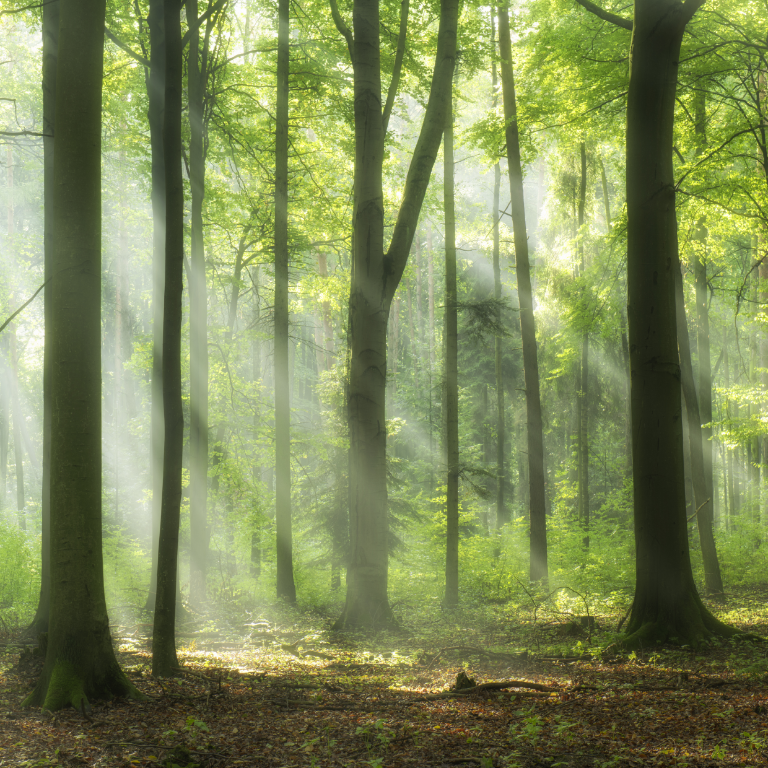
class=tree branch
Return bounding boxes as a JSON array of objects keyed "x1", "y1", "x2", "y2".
[
  {"x1": 0, "y1": 279, "x2": 49, "y2": 336},
  {"x1": 182, "y1": 0, "x2": 228, "y2": 48},
  {"x1": 328, "y1": 0, "x2": 354, "y2": 64},
  {"x1": 572, "y1": 0, "x2": 632, "y2": 31},
  {"x1": 104, "y1": 27, "x2": 150, "y2": 68},
  {"x1": 382, "y1": 0, "x2": 409, "y2": 134}
]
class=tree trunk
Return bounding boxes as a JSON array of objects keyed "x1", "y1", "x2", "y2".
[
  {"x1": 491, "y1": 8, "x2": 506, "y2": 530},
  {"x1": 444, "y1": 74, "x2": 459, "y2": 608},
  {"x1": 622, "y1": 0, "x2": 735, "y2": 647},
  {"x1": 10, "y1": 328, "x2": 25, "y2": 530},
  {"x1": 146, "y1": 0, "x2": 166, "y2": 613},
  {"x1": 498, "y1": 6, "x2": 548, "y2": 584},
  {"x1": 577, "y1": 142, "x2": 589, "y2": 545},
  {"x1": 23, "y1": 0, "x2": 141, "y2": 710},
  {"x1": 333, "y1": 0, "x2": 458, "y2": 629},
  {"x1": 27, "y1": 0, "x2": 58, "y2": 636},
  {"x1": 275, "y1": 0, "x2": 296, "y2": 603},
  {"x1": 0, "y1": 337, "x2": 8, "y2": 511},
  {"x1": 187, "y1": 0, "x2": 210, "y2": 610},
  {"x1": 152, "y1": 0, "x2": 185, "y2": 677}
]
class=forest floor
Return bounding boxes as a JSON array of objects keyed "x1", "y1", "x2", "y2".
[{"x1": 2, "y1": 585, "x2": 768, "y2": 768}]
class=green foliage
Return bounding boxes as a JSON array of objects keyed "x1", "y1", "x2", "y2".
[{"x1": 0, "y1": 517, "x2": 38, "y2": 628}]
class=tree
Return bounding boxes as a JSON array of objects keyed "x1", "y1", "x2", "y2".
[
  {"x1": 331, "y1": 0, "x2": 458, "y2": 628},
  {"x1": 152, "y1": 0, "x2": 185, "y2": 676},
  {"x1": 498, "y1": 3, "x2": 548, "y2": 584},
  {"x1": 444, "y1": 64, "x2": 458, "y2": 608},
  {"x1": 24, "y1": 0, "x2": 141, "y2": 711},
  {"x1": 573, "y1": 0, "x2": 737, "y2": 645},
  {"x1": 275, "y1": 0, "x2": 296, "y2": 603}
]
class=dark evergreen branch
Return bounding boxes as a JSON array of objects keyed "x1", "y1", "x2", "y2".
[
  {"x1": 572, "y1": 0, "x2": 632, "y2": 31},
  {"x1": 382, "y1": 0, "x2": 409, "y2": 134}
]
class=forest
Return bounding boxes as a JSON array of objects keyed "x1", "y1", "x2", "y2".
[{"x1": 1, "y1": 0, "x2": 768, "y2": 765}]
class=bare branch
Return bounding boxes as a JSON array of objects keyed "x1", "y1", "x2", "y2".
[
  {"x1": 104, "y1": 27, "x2": 150, "y2": 68},
  {"x1": 328, "y1": 0, "x2": 354, "y2": 64},
  {"x1": 572, "y1": 0, "x2": 632, "y2": 31},
  {"x1": 382, "y1": 0, "x2": 409, "y2": 134}
]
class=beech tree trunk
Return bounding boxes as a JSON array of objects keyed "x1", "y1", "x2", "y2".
[
  {"x1": 332, "y1": 0, "x2": 458, "y2": 629},
  {"x1": 444, "y1": 74, "x2": 459, "y2": 608},
  {"x1": 577, "y1": 142, "x2": 589, "y2": 544},
  {"x1": 275, "y1": 0, "x2": 296, "y2": 603},
  {"x1": 24, "y1": 0, "x2": 141, "y2": 710},
  {"x1": 498, "y1": 6, "x2": 548, "y2": 583},
  {"x1": 146, "y1": 0, "x2": 165, "y2": 613},
  {"x1": 622, "y1": 0, "x2": 735, "y2": 646},
  {"x1": 152, "y1": 0, "x2": 185, "y2": 676}
]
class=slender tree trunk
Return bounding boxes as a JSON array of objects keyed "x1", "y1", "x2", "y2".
[
  {"x1": 275, "y1": 0, "x2": 296, "y2": 602},
  {"x1": 152, "y1": 0, "x2": 185, "y2": 677},
  {"x1": 146, "y1": 0, "x2": 166, "y2": 613},
  {"x1": 24, "y1": 0, "x2": 141, "y2": 710},
  {"x1": 491, "y1": 9, "x2": 506, "y2": 530},
  {"x1": 577, "y1": 142, "x2": 589, "y2": 545},
  {"x1": 0, "y1": 337, "x2": 8, "y2": 510},
  {"x1": 498, "y1": 6, "x2": 548, "y2": 583},
  {"x1": 10, "y1": 329, "x2": 25, "y2": 531},
  {"x1": 444, "y1": 74, "x2": 459, "y2": 608},
  {"x1": 333, "y1": 0, "x2": 458, "y2": 629},
  {"x1": 622, "y1": 0, "x2": 735, "y2": 646},
  {"x1": 187, "y1": 0, "x2": 209, "y2": 609}
]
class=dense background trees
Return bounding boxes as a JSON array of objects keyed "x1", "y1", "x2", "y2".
[{"x1": 1, "y1": 0, "x2": 768, "y2": 692}]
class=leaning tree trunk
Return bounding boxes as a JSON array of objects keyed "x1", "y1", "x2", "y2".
[
  {"x1": 187, "y1": 0, "x2": 209, "y2": 610},
  {"x1": 24, "y1": 0, "x2": 141, "y2": 711},
  {"x1": 152, "y1": 0, "x2": 185, "y2": 677},
  {"x1": 274, "y1": 0, "x2": 296, "y2": 603},
  {"x1": 498, "y1": 6, "x2": 548, "y2": 584},
  {"x1": 623, "y1": 0, "x2": 735, "y2": 647},
  {"x1": 443, "y1": 72, "x2": 459, "y2": 608},
  {"x1": 332, "y1": 0, "x2": 458, "y2": 629}
]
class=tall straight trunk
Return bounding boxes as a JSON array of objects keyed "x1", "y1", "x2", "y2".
[
  {"x1": 332, "y1": 0, "x2": 458, "y2": 629},
  {"x1": 24, "y1": 0, "x2": 141, "y2": 710},
  {"x1": 146, "y1": 0, "x2": 166, "y2": 612},
  {"x1": 497, "y1": 6, "x2": 548, "y2": 583},
  {"x1": 10, "y1": 329, "x2": 25, "y2": 530},
  {"x1": 0, "y1": 337, "x2": 8, "y2": 509},
  {"x1": 187, "y1": 0, "x2": 209, "y2": 609},
  {"x1": 676, "y1": 264, "x2": 723, "y2": 595},
  {"x1": 619, "y1": 0, "x2": 735, "y2": 645},
  {"x1": 274, "y1": 0, "x2": 296, "y2": 602},
  {"x1": 27, "y1": 0, "x2": 58, "y2": 635},
  {"x1": 427, "y1": 229, "x2": 436, "y2": 372},
  {"x1": 723, "y1": 334, "x2": 736, "y2": 529},
  {"x1": 318, "y1": 254, "x2": 334, "y2": 371},
  {"x1": 152, "y1": 0, "x2": 185, "y2": 677},
  {"x1": 251, "y1": 271, "x2": 262, "y2": 579},
  {"x1": 577, "y1": 142, "x2": 589, "y2": 544},
  {"x1": 491, "y1": 8, "x2": 506, "y2": 529},
  {"x1": 444, "y1": 75, "x2": 459, "y2": 608}
]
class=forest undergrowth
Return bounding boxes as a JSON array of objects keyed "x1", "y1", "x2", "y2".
[{"x1": 2, "y1": 585, "x2": 768, "y2": 768}]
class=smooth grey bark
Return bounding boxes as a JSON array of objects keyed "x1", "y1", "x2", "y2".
[
  {"x1": 331, "y1": 0, "x2": 458, "y2": 629},
  {"x1": 615, "y1": 0, "x2": 734, "y2": 645},
  {"x1": 146, "y1": 0, "x2": 166, "y2": 613},
  {"x1": 26, "y1": 0, "x2": 57, "y2": 635},
  {"x1": 275, "y1": 0, "x2": 296, "y2": 603},
  {"x1": 444, "y1": 73, "x2": 459, "y2": 608},
  {"x1": 498, "y1": 5, "x2": 548, "y2": 584},
  {"x1": 23, "y1": 0, "x2": 141, "y2": 710},
  {"x1": 491, "y1": 8, "x2": 507, "y2": 530},
  {"x1": 577, "y1": 142, "x2": 589, "y2": 544},
  {"x1": 187, "y1": 0, "x2": 210, "y2": 609},
  {"x1": 10, "y1": 329, "x2": 25, "y2": 530},
  {"x1": 152, "y1": 0, "x2": 185, "y2": 677}
]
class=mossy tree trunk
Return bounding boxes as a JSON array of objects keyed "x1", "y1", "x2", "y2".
[
  {"x1": 24, "y1": 0, "x2": 142, "y2": 711},
  {"x1": 152, "y1": 0, "x2": 185, "y2": 677}
]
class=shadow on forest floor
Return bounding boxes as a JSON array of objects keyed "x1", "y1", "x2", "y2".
[{"x1": 2, "y1": 585, "x2": 768, "y2": 767}]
